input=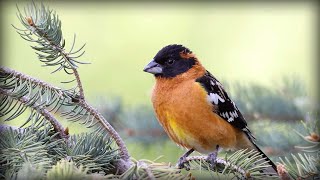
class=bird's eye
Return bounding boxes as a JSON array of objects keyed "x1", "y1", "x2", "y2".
[{"x1": 167, "y1": 59, "x2": 175, "y2": 65}]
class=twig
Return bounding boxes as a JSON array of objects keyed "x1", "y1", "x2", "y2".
[
  {"x1": 184, "y1": 155, "x2": 247, "y2": 176},
  {"x1": 0, "y1": 88, "x2": 69, "y2": 139},
  {"x1": 79, "y1": 100, "x2": 131, "y2": 173},
  {"x1": 137, "y1": 160, "x2": 155, "y2": 180},
  {"x1": 0, "y1": 66, "x2": 66, "y2": 98},
  {"x1": 72, "y1": 69, "x2": 85, "y2": 99},
  {"x1": 27, "y1": 16, "x2": 86, "y2": 100}
]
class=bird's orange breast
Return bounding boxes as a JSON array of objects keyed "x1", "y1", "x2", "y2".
[{"x1": 151, "y1": 78, "x2": 241, "y2": 153}]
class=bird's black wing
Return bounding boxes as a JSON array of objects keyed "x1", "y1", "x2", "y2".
[{"x1": 196, "y1": 70, "x2": 255, "y2": 142}]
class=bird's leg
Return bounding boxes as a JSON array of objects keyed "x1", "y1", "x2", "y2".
[
  {"x1": 177, "y1": 148, "x2": 194, "y2": 170},
  {"x1": 207, "y1": 145, "x2": 219, "y2": 169}
]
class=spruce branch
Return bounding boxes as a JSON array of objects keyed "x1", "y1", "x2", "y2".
[
  {"x1": 294, "y1": 119, "x2": 320, "y2": 153},
  {"x1": 137, "y1": 161, "x2": 156, "y2": 180},
  {"x1": 16, "y1": 162, "x2": 45, "y2": 180},
  {"x1": 15, "y1": 2, "x2": 88, "y2": 99},
  {"x1": 0, "y1": 126, "x2": 56, "y2": 178},
  {"x1": 0, "y1": 125, "x2": 120, "y2": 179},
  {"x1": 106, "y1": 150, "x2": 278, "y2": 179},
  {"x1": 78, "y1": 100, "x2": 130, "y2": 161},
  {"x1": 106, "y1": 159, "x2": 192, "y2": 180},
  {"x1": 0, "y1": 66, "x2": 71, "y2": 114},
  {"x1": 46, "y1": 159, "x2": 94, "y2": 180},
  {"x1": 184, "y1": 156, "x2": 245, "y2": 175},
  {"x1": 72, "y1": 69, "x2": 85, "y2": 100},
  {"x1": 277, "y1": 118, "x2": 320, "y2": 179},
  {"x1": 11, "y1": 2, "x2": 131, "y2": 172},
  {"x1": 0, "y1": 66, "x2": 68, "y2": 97},
  {"x1": 0, "y1": 88, "x2": 68, "y2": 139},
  {"x1": 1, "y1": 66, "x2": 131, "y2": 173},
  {"x1": 181, "y1": 149, "x2": 278, "y2": 179},
  {"x1": 295, "y1": 130, "x2": 320, "y2": 153},
  {"x1": 53, "y1": 132, "x2": 119, "y2": 174},
  {"x1": 279, "y1": 153, "x2": 319, "y2": 179}
]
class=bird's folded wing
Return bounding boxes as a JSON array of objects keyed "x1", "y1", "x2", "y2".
[{"x1": 196, "y1": 70, "x2": 255, "y2": 142}]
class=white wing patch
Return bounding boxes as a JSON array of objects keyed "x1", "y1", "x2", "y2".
[
  {"x1": 210, "y1": 80, "x2": 215, "y2": 86},
  {"x1": 197, "y1": 71, "x2": 252, "y2": 136},
  {"x1": 230, "y1": 111, "x2": 238, "y2": 118},
  {"x1": 207, "y1": 93, "x2": 225, "y2": 104},
  {"x1": 220, "y1": 110, "x2": 238, "y2": 122},
  {"x1": 228, "y1": 117, "x2": 234, "y2": 122}
]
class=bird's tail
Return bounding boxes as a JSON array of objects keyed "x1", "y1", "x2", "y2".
[
  {"x1": 252, "y1": 142, "x2": 278, "y2": 174},
  {"x1": 243, "y1": 130, "x2": 278, "y2": 174}
]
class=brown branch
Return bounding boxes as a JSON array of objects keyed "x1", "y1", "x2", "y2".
[
  {"x1": 72, "y1": 69, "x2": 85, "y2": 99},
  {"x1": 0, "y1": 88, "x2": 69, "y2": 139},
  {"x1": 137, "y1": 160, "x2": 155, "y2": 180},
  {"x1": 80, "y1": 100, "x2": 129, "y2": 160},
  {"x1": 184, "y1": 155, "x2": 247, "y2": 176},
  {"x1": 79, "y1": 100, "x2": 131, "y2": 173},
  {"x1": 0, "y1": 66, "x2": 66, "y2": 98}
]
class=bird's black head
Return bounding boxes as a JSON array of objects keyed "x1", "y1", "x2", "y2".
[{"x1": 143, "y1": 44, "x2": 197, "y2": 78}]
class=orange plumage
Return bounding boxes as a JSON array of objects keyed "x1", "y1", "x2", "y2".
[
  {"x1": 143, "y1": 44, "x2": 277, "y2": 172},
  {"x1": 151, "y1": 61, "x2": 252, "y2": 153}
]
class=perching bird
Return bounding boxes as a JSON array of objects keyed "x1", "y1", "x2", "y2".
[{"x1": 143, "y1": 44, "x2": 277, "y2": 173}]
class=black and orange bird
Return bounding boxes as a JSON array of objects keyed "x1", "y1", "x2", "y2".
[{"x1": 143, "y1": 44, "x2": 277, "y2": 173}]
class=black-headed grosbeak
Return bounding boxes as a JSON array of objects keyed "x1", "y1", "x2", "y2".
[{"x1": 143, "y1": 44, "x2": 277, "y2": 173}]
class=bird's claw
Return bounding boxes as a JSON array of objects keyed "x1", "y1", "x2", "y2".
[
  {"x1": 206, "y1": 151, "x2": 218, "y2": 169},
  {"x1": 177, "y1": 156, "x2": 191, "y2": 171}
]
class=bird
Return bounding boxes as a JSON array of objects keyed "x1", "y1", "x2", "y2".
[{"x1": 143, "y1": 44, "x2": 277, "y2": 173}]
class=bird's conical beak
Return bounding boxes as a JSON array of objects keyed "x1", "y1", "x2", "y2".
[{"x1": 143, "y1": 59, "x2": 163, "y2": 75}]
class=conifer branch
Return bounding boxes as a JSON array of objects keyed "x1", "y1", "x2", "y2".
[
  {"x1": 137, "y1": 161, "x2": 155, "y2": 180},
  {"x1": 0, "y1": 126, "x2": 57, "y2": 178},
  {"x1": 56, "y1": 132, "x2": 119, "y2": 174},
  {"x1": 72, "y1": 69, "x2": 85, "y2": 99},
  {"x1": 11, "y1": 2, "x2": 132, "y2": 172},
  {"x1": 1, "y1": 66, "x2": 131, "y2": 173},
  {"x1": 78, "y1": 100, "x2": 130, "y2": 162},
  {"x1": 184, "y1": 156, "x2": 247, "y2": 175},
  {"x1": 0, "y1": 66, "x2": 69, "y2": 99},
  {"x1": 277, "y1": 119, "x2": 320, "y2": 179},
  {"x1": 15, "y1": 2, "x2": 89, "y2": 99},
  {"x1": 0, "y1": 88, "x2": 68, "y2": 139},
  {"x1": 106, "y1": 159, "x2": 192, "y2": 180},
  {"x1": 181, "y1": 149, "x2": 278, "y2": 179}
]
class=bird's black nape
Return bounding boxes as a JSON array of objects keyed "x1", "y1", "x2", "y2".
[{"x1": 152, "y1": 44, "x2": 196, "y2": 78}]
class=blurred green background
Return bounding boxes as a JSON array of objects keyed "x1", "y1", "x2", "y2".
[
  {"x1": 1, "y1": 0, "x2": 318, "y2": 173},
  {"x1": 1, "y1": 1, "x2": 317, "y2": 104}
]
